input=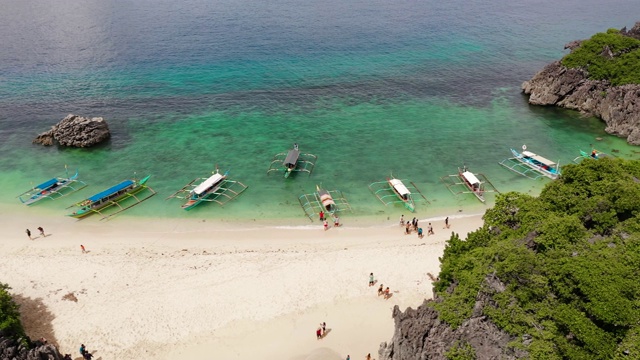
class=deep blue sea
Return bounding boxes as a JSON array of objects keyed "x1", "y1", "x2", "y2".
[{"x1": 1, "y1": 0, "x2": 640, "y2": 221}]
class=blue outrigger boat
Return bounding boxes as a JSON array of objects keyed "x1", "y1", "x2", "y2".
[
  {"x1": 18, "y1": 168, "x2": 87, "y2": 206},
  {"x1": 67, "y1": 175, "x2": 156, "y2": 219},
  {"x1": 499, "y1": 146, "x2": 561, "y2": 180}
]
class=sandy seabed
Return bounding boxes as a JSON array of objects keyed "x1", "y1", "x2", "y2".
[{"x1": 0, "y1": 209, "x2": 484, "y2": 360}]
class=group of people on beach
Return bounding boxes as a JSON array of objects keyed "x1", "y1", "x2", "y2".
[
  {"x1": 316, "y1": 321, "x2": 328, "y2": 339},
  {"x1": 400, "y1": 215, "x2": 449, "y2": 237},
  {"x1": 25, "y1": 227, "x2": 46, "y2": 240},
  {"x1": 320, "y1": 210, "x2": 340, "y2": 230},
  {"x1": 79, "y1": 344, "x2": 93, "y2": 359},
  {"x1": 345, "y1": 354, "x2": 375, "y2": 360},
  {"x1": 369, "y1": 273, "x2": 392, "y2": 300}
]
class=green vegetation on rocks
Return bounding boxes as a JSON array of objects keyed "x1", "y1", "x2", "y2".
[
  {"x1": 561, "y1": 29, "x2": 640, "y2": 86},
  {"x1": 433, "y1": 158, "x2": 640, "y2": 359},
  {"x1": 0, "y1": 283, "x2": 25, "y2": 339}
]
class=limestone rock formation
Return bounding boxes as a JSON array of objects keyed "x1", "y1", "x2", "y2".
[
  {"x1": 0, "y1": 336, "x2": 65, "y2": 360},
  {"x1": 522, "y1": 61, "x2": 640, "y2": 145},
  {"x1": 379, "y1": 276, "x2": 528, "y2": 360},
  {"x1": 33, "y1": 114, "x2": 111, "y2": 148},
  {"x1": 522, "y1": 23, "x2": 640, "y2": 145}
]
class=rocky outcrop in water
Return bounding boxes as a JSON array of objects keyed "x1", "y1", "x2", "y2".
[
  {"x1": 379, "y1": 276, "x2": 528, "y2": 360},
  {"x1": 522, "y1": 22, "x2": 640, "y2": 145},
  {"x1": 0, "y1": 336, "x2": 65, "y2": 360},
  {"x1": 33, "y1": 114, "x2": 110, "y2": 147}
]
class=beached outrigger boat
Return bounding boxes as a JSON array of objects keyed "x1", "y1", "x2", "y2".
[
  {"x1": 499, "y1": 145, "x2": 561, "y2": 180},
  {"x1": 369, "y1": 175, "x2": 429, "y2": 213},
  {"x1": 267, "y1": 143, "x2": 317, "y2": 178},
  {"x1": 440, "y1": 166, "x2": 499, "y2": 203},
  {"x1": 298, "y1": 185, "x2": 352, "y2": 220},
  {"x1": 165, "y1": 168, "x2": 248, "y2": 210},
  {"x1": 67, "y1": 175, "x2": 156, "y2": 219},
  {"x1": 573, "y1": 149, "x2": 611, "y2": 163},
  {"x1": 18, "y1": 168, "x2": 87, "y2": 206}
]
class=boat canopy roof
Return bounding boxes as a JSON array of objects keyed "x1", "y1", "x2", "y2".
[
  {"x1": 88, "y1": 180, "x2": 134, "y2": 202},
  {"x1": 193, "y1": 173, "x2": 224, "y2": 195},
  {"x1": 389, "y1": 178, "x2": 411, "y2": 196},
  {"x1": 522, "y1": 151, "x2": 556, "y2": 166},
  {"x1": 35, "y1": 178, "x2": 58, "y2": 190},
  {"x1": 462, "y1": 171, "x2": 481, "y2": 185},
  {"x1": 284, "y1": 149, "x2": 300, "y2": 167}
]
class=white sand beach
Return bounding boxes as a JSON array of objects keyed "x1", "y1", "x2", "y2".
[{"x1": 0, "y1": 210, "x2": 484, "y2": 360}]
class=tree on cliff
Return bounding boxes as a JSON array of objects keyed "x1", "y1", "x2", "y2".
[{"x1": 433, "y1": 158, "x2": 640, "y2": 359}]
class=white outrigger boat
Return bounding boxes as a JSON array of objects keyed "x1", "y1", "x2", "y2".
[
  {"x1": 18, "y1": 168, "x2": 87, "y2": 206},
  {"x1": 166, "y1": 167, "x2": 248, "y2": 210},
  {"x1": 369, "y1": 175, "x2": 428, "y2": 213},
  {"x1": 441, "y1": 166, "x2": 499, "y2": 203},
  {"x1": 298, "y1": 185, "x2": 352, "y2": 220},
  {"x1": 499, "y1": 145, "x2": 561, "y2": 180},
  {"x1": 267, "y1": 143, "x2": 317, "y2": 178}
]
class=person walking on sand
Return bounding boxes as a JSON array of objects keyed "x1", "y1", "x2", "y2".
[
  {"x1": 334, "y1": 215, "x2": 340, "y2": 227},
  {"x1": 399, "y1": 215, "x2": 404, "y2": 227},
  {"x1": 405, "y1": 221, "x2": 411, "y2": 235},
  {"x1": 79, "y1": 344, "x2": 86, "y2": 356},
  {"x1": 26, "y1": 229, "x2": 32, "y2": 240},
  {"x1": 323, "y1": 219, "x2": 329, "y2": 231},
  {"x1": 366, "y1": 353, "x2": 372, "y2": 360},
  {"x1": 369, "y1": 273, "x2": 375, "y2": 286},
  {"x1": 346, "y1": 356, "x2": 350, "y2": 360},
  {"x1": 81, "y1": 245, "x2": 87, "y2": 253},
  {"x1": 37, "y1": 226, "x2": 45, "y2": 237},
  {"x1": 384, "y1": 287, "x2": 391, "y2": 299},
  {"x1": 417, "y1": 227, "x2": 423, "y2": 238},
  {"x1": 444, "y1": 216, "x2": 450, "y2": 229},
  {"x1": 427, "y1": 223, "x2": 434, "y2": 235},
  {"x1": 322, "y1": 322, "x2": 326, "y2": 336},
  {"x1": 319, "y1": 210, "x2": 325, "y2": 221},
  {"x1": 378, "y1": 284, "x2": 384, "y2": 296},
  {"x1": 316, "y1": 327, "x2": 322, "y2": 339}
]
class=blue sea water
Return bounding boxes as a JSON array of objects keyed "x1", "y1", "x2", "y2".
[{"x1": 1, "y1": 0, "x2": 640, "y2": 222}]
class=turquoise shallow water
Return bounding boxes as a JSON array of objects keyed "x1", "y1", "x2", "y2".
[{"x1": 1, "y1": 0, "x2": 640, "y2": 222}]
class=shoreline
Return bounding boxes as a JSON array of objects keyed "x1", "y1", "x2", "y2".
[{"x1": 1, "y1": 208, "x2": 484, "y2": 359}]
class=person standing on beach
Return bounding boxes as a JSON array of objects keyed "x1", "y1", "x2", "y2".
[
  {"x1": 79, "y1": 344, "x2": 86, "y2": 356},
  {"x1": 334, "y1": 215, "x2": 340, "y2": 227},
  {"x1": 81, "y1": 245, "x2": 87, "y2": 253},
  {"x1": 405, "y1": 221, "x2": 411, "y2": 235},
  {"x1": 369, "y1": 273, "x2": 375, "y2": 286},
  {"x1": 322, "y1": 322, "x2": 326, "y2": 336},
  {"x1": 316, "y1": 327, "x2": 322, "y2": 339},
  {"x1": 444, "y1": 217, "x2": 450, "y2": 229},
  {"x1": 417, "y1": 227, "x2": 423, "y2": 238},
  {"x1": 37, "y1": 226, "x2": 45, "y2": 237},
  {"x1": 399, "y1": 215, "x2": 404, "y2": 227},
  {"x1": 346, "y1": 356, "x2": 350, "y2": 360},
  {"x1": 378, "y1": 284, "x2": 384, "y2": 296},
  {"x1": 319, "y1": 210, "x2": 325, "y2": 221},
  {"x1": 25, "y1": 229, "x2": 32, "y2": 240},
  {"x1": 427, "y1": 223, "x2": 434, "y2": 235},
  {"x1": 323, "y1": 219, "x2": 329, "y2": 231}
]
